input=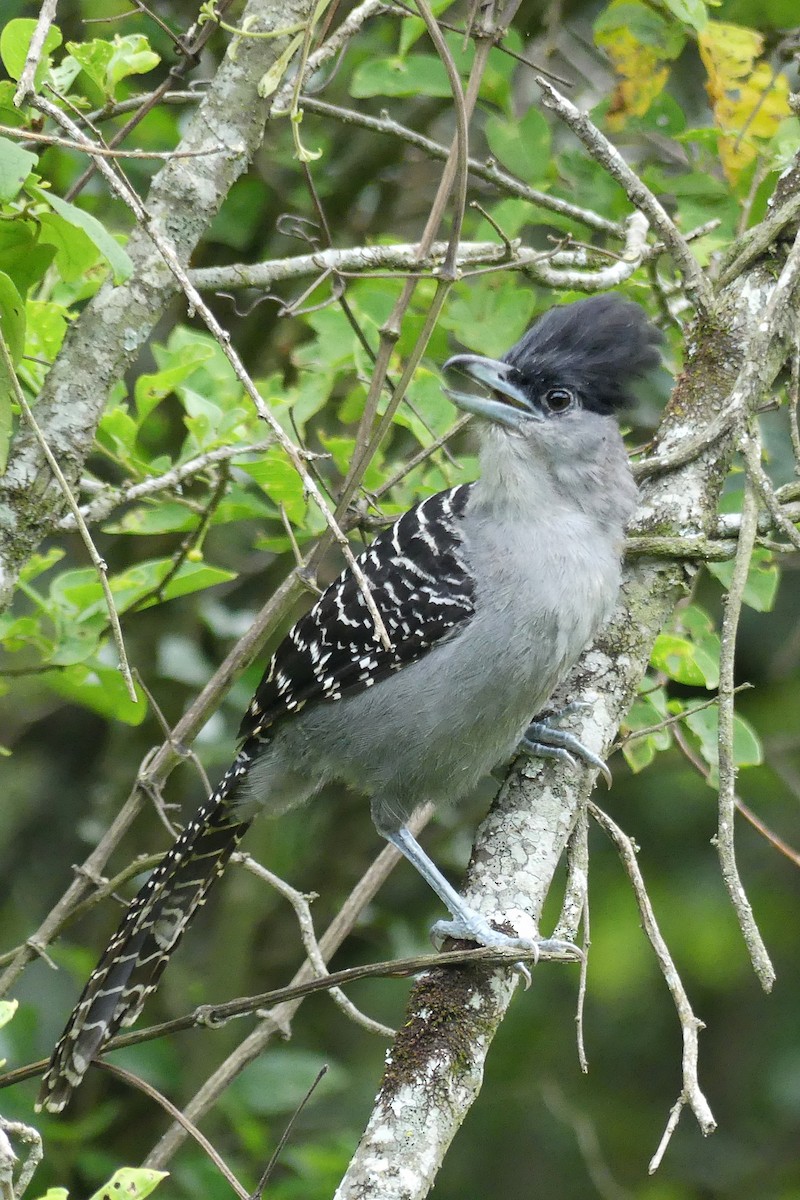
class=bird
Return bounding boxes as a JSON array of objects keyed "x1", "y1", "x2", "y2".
[{"x1": 38, "y1": 293, "x2": 662, "y2": 1113}]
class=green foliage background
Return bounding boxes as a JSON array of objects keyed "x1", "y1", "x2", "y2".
[{"x1": 0, "y1": 0, "x2": 798, "y2": 1197}]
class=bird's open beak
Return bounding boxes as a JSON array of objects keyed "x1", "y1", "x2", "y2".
[{"x1": 442, "y1": 354, "x2": 539, "y2": 429}]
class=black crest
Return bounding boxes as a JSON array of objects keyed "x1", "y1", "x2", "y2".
[{"x1": 503, "y1": 295, "x2": 663, "y2": 415}]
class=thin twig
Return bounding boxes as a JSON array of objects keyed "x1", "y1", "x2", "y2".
[
  {"x1": 554, "y1": 812, "x2": 590, "y2": 1073},
  {"x1": 588, "y1": 801, "x2": 716, "y2": 1166},
  {"x1": 0, "y1": 124, "x2": 223, "y2": 159},
  {"x1": 297, "y1": 96, "x2": 622, "y2": 235},
  {"x1": 59, "y1": 440, "x2": 275, "y2": 530},
  {"x1": 270, "y1": 0, "x2": 384, "y2": 115},
  {"x1": 0, "y1": 1118, "x2": 42, "y2": 1200},
  {"x1": 253, "y1": 1066, "x2": 329, "y2": 1198},
  {"x1": 12, "y1": 0, "x2": 59, "y2": 106},
  {"x1": 95, "y1": 1061, "x2": 250, "y2": 1200},
  {"x1": 536, "y1": 78, "x2": 713, "y2": 312},
  {"x1": 0, "y1": 942, "x2": 579, "y2": 1090},
  {"x1": 0, "y1": 332, "x2": 138, "y2": 703},
  {"x1": 236, "y1": 853, "x2": 395, "y2": 1038},
  {"x1": 740, "y1": 431, "x2": 800, "y2": 552},
  {"x1": 716, "y1": 446, "x2": 776, "y2": 991}
]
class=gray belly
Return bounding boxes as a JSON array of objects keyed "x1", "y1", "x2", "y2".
[{"x1": 243, "y1": 514, "x2": 621, "y2": 827}]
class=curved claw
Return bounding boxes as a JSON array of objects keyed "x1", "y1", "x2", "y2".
[{"x1": 521, "y1": 709, "x2": 613, "y2": 787}]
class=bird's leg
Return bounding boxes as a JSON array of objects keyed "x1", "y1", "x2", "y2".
[
  {"x1": 520, "y1": 700, "x2": 612, "y2": 786},
  {"x1": 384, "y1": 825, "x2": 576, "y2": 966}
]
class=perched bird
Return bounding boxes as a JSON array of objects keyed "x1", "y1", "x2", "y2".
[{"x1": 38, "y1": 294, "x2": 661, "y2": 1112}]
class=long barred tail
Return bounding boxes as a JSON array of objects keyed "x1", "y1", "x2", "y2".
[{"x1": 37, "y1": 750, "x2": 254, "y2": 1113}]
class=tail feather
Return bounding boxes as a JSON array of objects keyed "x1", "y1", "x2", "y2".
[{"x1": 37, "y1": 752, "x2": 254, "y2": 1113}]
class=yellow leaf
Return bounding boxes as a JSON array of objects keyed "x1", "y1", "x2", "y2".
[
  {"x1": 603, "y1": 32, "x2": 669, "y2": 129},
  {"x1": 698, "y1": 21, "x2": 791, "y2": 182},
  {"x1": 594, "y1": 0, "x2": 685, "y2": 130}
]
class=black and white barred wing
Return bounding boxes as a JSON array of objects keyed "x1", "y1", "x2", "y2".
[{"x1": 239, "y1": 484, "x2": 475, "y2": 740}]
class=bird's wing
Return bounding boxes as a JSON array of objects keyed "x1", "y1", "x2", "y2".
[{"x1": 239, "y1": 483, "x2": 475, "y2": 740}]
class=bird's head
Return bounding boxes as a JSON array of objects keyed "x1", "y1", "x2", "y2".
[{"x1": 442, "y1": 295, "x2": 662, "y2": 435}]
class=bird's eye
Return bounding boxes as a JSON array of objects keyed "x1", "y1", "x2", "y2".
[{"x1": 543, "y1": 387, "x2": 574, "y2": 414}]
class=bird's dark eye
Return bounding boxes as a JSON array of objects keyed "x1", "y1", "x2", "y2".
[{"x1": 543, "y1": 387, "x2": 574, "y2": 414}]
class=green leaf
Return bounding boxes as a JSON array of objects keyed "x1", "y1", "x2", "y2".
[
  {"x1": 651, "y1": 633, "x2": 707, "y2": 685},
  {"x1": 620, "y1": 685, "x2": 673, "y2": 773},
  {"x1": 0, "y1": 220, "x2": 56, "y2": 296},
  {"x1": 25, "y1": 300, "x2": 68, "y2": 364},
  {"x1": 594, "y1": 2, "x2": 687, "y2": 55},
  {"x1": 0, "y1": 18, "x2": 62, "y2": 84},
  {"x1": 0, "y1": 270, "x2": 26, "y2": 364},
  {"x1": 135, "y1": 344, "x2": 215, "y2": 419},
  {"x1": 105, "y1": 501, "x2": 197, "y2": 536},
  {"x1": 0, "y1": 271, "x2": 24, "y2": 476},
  {"x1": 44, "y1": 662, "x2": 147, "y2": 725},
  {"x1": 683, "y1": 705, "x2": 762, "y2": 786},
  {"x1": 0, "y1": 135, "x2": 37, "y2": 202},
  {"x1": 88, "y1": 1168, "x2": 168, "y2": 1200},
  {"x1": 398, "y1": 0, "x2": 454, "y2": 54},
  {"x1": 707, "y1": 548, "x2": 779, "y2": 612},
  {"x1": 98, "y1": 405, "x2": 139, "y2": 461},
  {"x1": 50, "y1": 559, "x2": 235, "y2": 623},
  {"x1": 37, "y1": 210, "x2": 105, "y2": 282},
  {"x1": 661, "y1": 0, "x2": 708, "y2": 33},
  {"x1": 106, "y1": 34, "x2": 161, "y2": 89},
  {"x1": 29, "y1": 186, "x2": 132, "y2": 283},
  {"x1": 19, "y1": 547, "x2": 64, "y2": 583},
  {"x1": 484, "y1": 109, "x2": 551, "y2": 183},
  {"x1": 239, "y1": 446, "x2": 311, "y2": 525},
  {"x1": 350, "y1": 54, "x2": 455, "y2": 99},
  {"x1": 0, "y1": 81, "x2": 26, "y2": 129},
  {"x1": 154, "y1": 561, "x2": 237, "y2": 605},
  {"x1": 442, "y1": 280, "x2": 538, "y2": 359},
  {"x1": 63, "y1": 38, "x2": 114, "y2": 105}
]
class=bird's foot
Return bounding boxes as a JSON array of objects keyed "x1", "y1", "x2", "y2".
[
  {"x1": 430, "y1": 912, "x2": 579, "y2": 987},
  {"x1": 520, "y1": 702, "x2": 612, "y2": 787}
]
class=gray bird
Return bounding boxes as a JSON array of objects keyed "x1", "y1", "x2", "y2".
[{"x1": 38, "y1": 293, "x2": 661, "y2": 1112}]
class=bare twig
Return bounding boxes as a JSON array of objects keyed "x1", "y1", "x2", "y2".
[
  {"x1": 253, "y1": 1066, "x2": 328, "y2": 1198},
  {"x1": 588, "y1": 801, "x2": 716, "y2": 1167},
  {"x1": 297, "y1": 96, "x2": 622, "y2": 235},
  {"x1": 540, "y1": 1083, "x2": 631, "y2": 1200},
  {"x1": 236, "y1": 853, "x2": 395, "y2": 1037},
  {"x1": 58, "y1": 440, "x2": 274, "y2": 530},
  {"x1": 554, "y1": 811, "x2": 590, "y2": 1073},
  {"x1": 0, "y1": 1118, "x2": 42, "y2": 1200},
  {"x1": 716, "y1": 446, "x2": 776, "y2": 991},
  {"x1": 95, "y1": 1061, "x2": 249, "y2": 1200},
  {"x1": 740, "y1": 431, "x2": 800, "y2": 552},
  {"x1": 536, "y1": 78, "x2": 713, "y2": 312},
  {"x1": 12, "y1": 0, "x2": 59, "y2": 106},
  {"x1": 0, "y1": 123, "x2": 223, "y2": 159},
  {"x1": 191, "y1": 240, "x2": 510, "y2": 290},
  {"x1": 534, "y1": 211, "x2": 650, "y2": 290}
]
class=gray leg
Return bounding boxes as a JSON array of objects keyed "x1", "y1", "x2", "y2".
[
  {"x1": 386, "y1": 825, "x2": 577, "y2": 964},
  {"x1": 521, "y1": 702, "x2": 612, "y2": 787}
]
